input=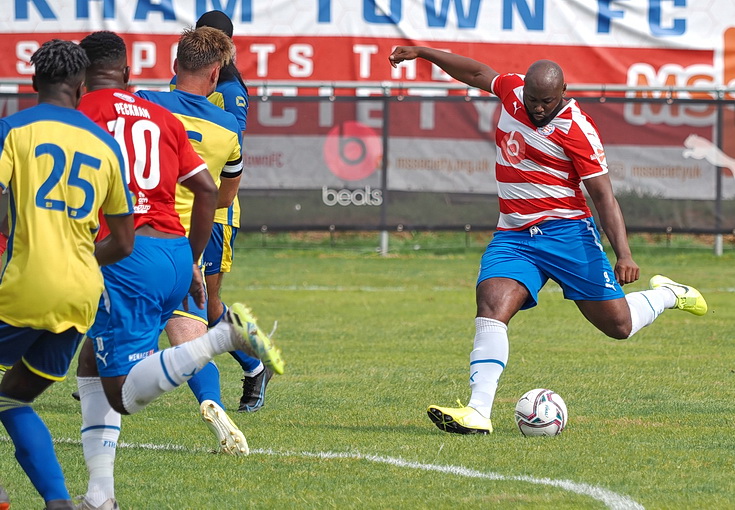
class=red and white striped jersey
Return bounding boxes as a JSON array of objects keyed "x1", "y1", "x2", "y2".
[{"x1": 491, "y1": 73, "x2": 608, "y2": 231}]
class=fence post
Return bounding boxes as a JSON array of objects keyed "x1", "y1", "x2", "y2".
[
  {"x1": 379, "y1": 88, "x2": 391, "y2": 256},
  {"x1": 714, "y1": 90, "x2": 725, "y2": 256}
]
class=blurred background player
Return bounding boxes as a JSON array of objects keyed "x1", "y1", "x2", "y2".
[
  {"x1": 72, "y1": 30, "x2": 249, "y2": 509},
  {"x1": 0, "y1": 39, "x2": 134, "y2": 510},
  {"x1": 388, "y1": 46, "x2": 708, "y2": 435},
  {"x1": 137, "y1": 26, "x2": 284, "y2": 453},
  {"x1": 171, "y1": 10, "x2": 280, "y2": 413}
]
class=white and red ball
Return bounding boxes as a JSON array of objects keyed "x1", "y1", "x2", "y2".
[{"x1": 514, "y1": 388, "x2": 568, "y2": 437}]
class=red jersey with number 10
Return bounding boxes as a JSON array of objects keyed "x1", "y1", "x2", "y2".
[
  {"x1": 78, "y1": 88, "x2": 207, "y2": 238},
  {"x1": 491, "y1": 73, "x2": 608, "y2": 231}
]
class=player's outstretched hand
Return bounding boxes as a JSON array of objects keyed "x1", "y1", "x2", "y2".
[{"x1": 389, "y1": 46, "x2": 420, "y2": 68}]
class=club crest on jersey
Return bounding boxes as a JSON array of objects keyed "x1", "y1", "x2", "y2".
[
  {"x1": 536, "y1": 124, "x2": 555, "y2": 136},
  {"x1": 113, "y1": 91, "x2": 136, "y2": 103}
]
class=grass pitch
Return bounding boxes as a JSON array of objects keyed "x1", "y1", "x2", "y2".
[{"x1": 1, "y1": 234, "x2": 734, "y2": 509}]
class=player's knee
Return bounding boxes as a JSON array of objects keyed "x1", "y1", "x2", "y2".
[
  {"x1": 100, "y1": 382, "x2": 129, "y2": 415},
  {"x1": 109, "y1": 397, "x2": 129, "y2": 415},
  {"x1": 603, "y1": 321, "x2": 632, "y2": 340}
]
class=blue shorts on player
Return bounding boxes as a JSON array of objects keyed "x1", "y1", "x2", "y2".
[
  {"x1": 87, "y1": 235, "x2": 193, "y2": 378},
  {"x1": 0, "y1": 324, "x2": 82, "y2": 381},
  {"x1": 203, "y1": 223, "x2": 238, "y2": 276},
  {"x1": 478, "y1": 217, "x2": 625, "y2": 309}
]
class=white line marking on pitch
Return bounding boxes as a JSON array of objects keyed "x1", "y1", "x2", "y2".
[{"x1": 37, "y1": 437, "x2": 643, "y2": 509}]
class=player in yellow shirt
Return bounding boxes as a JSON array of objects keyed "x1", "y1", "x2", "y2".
[
  {"x1": 137, "y1": 26, "x2": 252, "y2": 454},
  {"x1": 187, "y1": 10, "x2": 280, "y2": 414},
  {"x1": 0, "y1": 39, "x2": 134, "y2": 510}
]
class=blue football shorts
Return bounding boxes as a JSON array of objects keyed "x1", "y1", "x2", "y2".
[
  {"x1": 0, "y1": 323, "x2": 82, "y2": 381},
  {"x1": 477, "y1": 217, "x2": 625, "y2": 310},
  {"x1": 87, "y1": 235, "x2": 193, "y2": 377},
  {"x1": 203, "y1": 223, "x2": 238, "y2": 276}
]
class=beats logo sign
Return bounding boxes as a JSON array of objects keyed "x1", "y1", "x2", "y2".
[{"x1": 323, "y1": 121, "x2": 382, "y2": 181}]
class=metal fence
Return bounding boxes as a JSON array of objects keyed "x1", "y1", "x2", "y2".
[{"x1": 2, "y1": 83, "x2": 734, "y2": 253}]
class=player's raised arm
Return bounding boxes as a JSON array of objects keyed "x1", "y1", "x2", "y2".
[{"x1": 388, "y1": 46, "x2": 499, "y2": 93}]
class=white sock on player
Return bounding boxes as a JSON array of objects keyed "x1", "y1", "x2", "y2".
[
  {"x1": 121, "y1": 323, "x2": 238, "y2": 414},
  {"x1": 467, "y1": 317, "x2": 509, "y2": 419},
  {"x1": 625, "y1": 289, "x2": 670, "y2": 338},
  {"x1": 78, "y1": 376, "x2": 120, "y2": 506}
]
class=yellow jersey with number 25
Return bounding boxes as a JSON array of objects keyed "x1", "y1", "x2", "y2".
[{"x1": 0, "y1": 103, "x2": 132, "y2": 333}]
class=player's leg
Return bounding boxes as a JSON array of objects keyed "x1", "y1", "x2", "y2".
[
  {"x1": 529, "y1": 218, "x2": 632, "y2": 338},
  {"x1": 206, "y1": 271, "x2": 227, "y2": 326},
  {"x1": 115, "y1": 236, "x2": 246, "y2": 455},
  {"x1": 0, "y1": 325, "x2": 80, "y2": 509},
  {"x1": 119, "y1": 319, "x2": 249, "y2": 413},
  {"x1": 544, "y1": 218, "x2": 708, "y2": 338},
  {"x1": 76, "y1": 238, "x2": 182, "y2": 509},
  {"x1": 204, "y1": 270, "x2": 260, "y2": 383},
  {"x1": 428, "y1": 232, "x2": 536, "y2": 434},
  {"x1": 120, "y1": 314, "x2": 252, "y2": 455},
  {"x1": 76, "y1": 336, "x2": 121, "y2": 510},
  {"x1": 578, "y1": 276, "x2": 707, "y2": 339},
  {"x1": 212, "y1": 296, "x2": 274, "y2": 413},
  {"x1": 204, "y1": 224, "x2": 273, "y2": 411},
  {"x1": 167, "y1": 314, "x2": 224, "y2": 407}
]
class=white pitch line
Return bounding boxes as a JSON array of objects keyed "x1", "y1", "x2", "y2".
[
  {"x1": 231, "y1": 284, "x2": 730, "y2": 295},
  {"x1": 224, "y1": 284, "x2": 466, "y2": 292},
  {"x1": 4, "y1": 436, "x2": 644, "y2": 510},
  {"x1": 224, "y1": 284, "x2": 558, "y2": 293}
]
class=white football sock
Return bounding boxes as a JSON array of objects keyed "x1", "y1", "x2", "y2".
[
  {"x1": 625, "y1": 289, "x2": 670, "y2": 338},
  {"x1": 78, "y1": 376, "x2": 119, "y2": 506},
  {"x1": 658, "y1": 287, "x2": 678, "y2": 308},
  {"x1": 121, "y1": 323, "x2": 236, "y2": 414},
  {"x1": 467, "y1": 317, "x2": 509, "y2": 419},
  {"x1": 243, "y1": 361, "x2": 264, "y2": 377}
]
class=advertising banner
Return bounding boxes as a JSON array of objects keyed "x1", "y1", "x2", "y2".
[
  {"x1": 1, "y1": 0, "x2": 734, "y2": 93},
  {"x1": 240, "y1": 97, "x2": 734, "y2": 201}
]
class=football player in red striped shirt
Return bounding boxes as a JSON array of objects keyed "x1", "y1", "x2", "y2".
[{"x1": 390, "y1": 47, "x2": 708, "y2": 435}]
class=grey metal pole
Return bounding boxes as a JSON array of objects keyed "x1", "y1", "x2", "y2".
[
  {"x1": 379, "y1": 90, "x2": 391, "y2": 256},
  {"x1": 714, "y1": 92, "x2": 724, "y2": 256}
]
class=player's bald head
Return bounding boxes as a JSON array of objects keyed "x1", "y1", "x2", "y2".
[{"x1": 525, "y1": 60, "x2": 565, "y2": 93}]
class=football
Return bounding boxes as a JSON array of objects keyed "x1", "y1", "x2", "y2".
[{"x1": 514, "y1": 388, "x2": 568, "y2": 437}]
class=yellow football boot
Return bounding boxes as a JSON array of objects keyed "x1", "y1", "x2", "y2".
[{"x1": 649, "y1": 275, "x2": 708, "y2": 316}]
